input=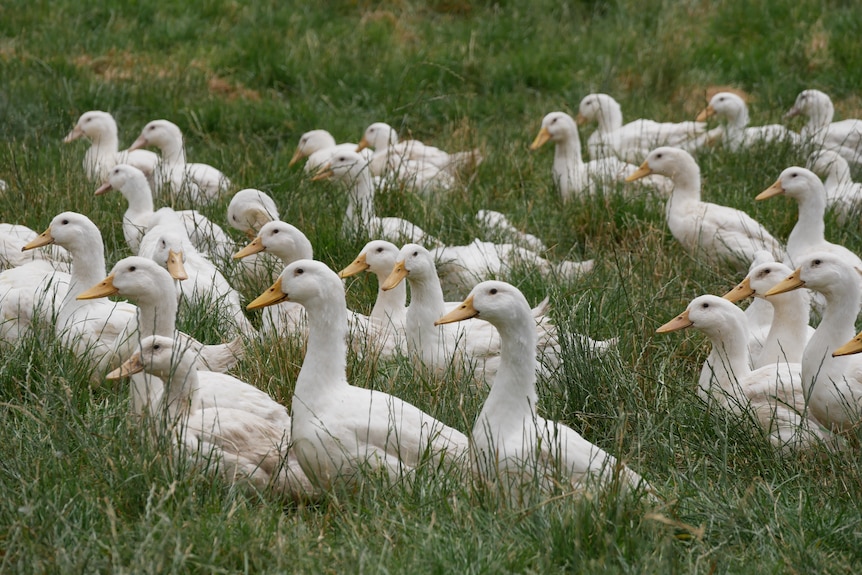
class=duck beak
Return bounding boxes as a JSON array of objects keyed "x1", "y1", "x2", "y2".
[
  {"x1": 625, "y1": 161, "x2": 653, "y2": 182},
  {"x1": 338, "y1": 253, "x2": 369, "y2": 278},
  {"x1": 21, "y1": 228, "x2": 54, "y2": 251},
  {"x1": 381, "y1": 261, "x2": 408, "y2": 291},
  {"x1": 247, "y1": 278, "x2": 288, "y2": 310},
  {"x1": 77, "y1": 275, "x2": 119, "y2": 300},
  {"x1": 722, "y1": 277, "x2": 755, "y2": 303},
  {"x1": 656, "y1": 309, "x2": 692, "y2": 333},
  {"x1": 63, "y1": 125, "x2": 84, "y2": 143},
  {"x1": 435, "y1": 296, "x2": 478, "y2": 326},
  {"x1": 764, "y1": 268, "x2": 804, "y2": 296},
  {"x1": 127, "y1": 135, "x2": 148, "y2": 152},
  {"x1": 233, "y1": 237, "x2": 265, "y2": 259},
  {"x1": 755, "y1": 179, "x2": 785, "y2": 201},
  {"x1": 575, "y1": 113, "x2": 588, "y2": 126},
  {"x1": 288, "y1": 147, "x2": 305, "y2": 167},
  {"x1": 695, "y1": 105, "x2": 715, "y2": 122},
  {"x1": 94, "y1": 181, "x2": 114, "y2": 196},
  {"x1": 356, "y1": 137, "x2": 370, "y2": 153},
  {"x1": 167, "y1": 250, "x2": 188, "y2": 280},
  {"x1": 529, "y1": 127, "x2": 551, "y2": 150},
  {"x1": 832, "y1": 332, "x2": 862, "y2": 357},
  {"x1": 311, "y1": 163, "x2": 334, "y2": 181},
  {"x1": 106, "y1": 353, "x2": 145, "y2": 380}
]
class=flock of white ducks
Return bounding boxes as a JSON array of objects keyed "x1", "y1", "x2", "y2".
[{"x1": 5, "y1": 86, "x2": 862, "y2": 501}]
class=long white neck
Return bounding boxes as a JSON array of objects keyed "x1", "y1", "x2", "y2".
[
  {"x1": 122, "y1": 177, "x2": 155, "y2": 216},
  {"x1": 295, "y1": 290, "x2": 350, "y2": 404},
  {"x1": 343, "y1": 171, "x2": 377, "y2": 234},
  {"x1": 664, "y1": 159, "x2": 702, "y2": 223},
  {"x1": 594, "y1": 99, "x2": 623, "y2": 132},
  {"x1": 805, "y1": 101, "x2": 834, "y2": 134},
  {"x1": 754, "y1": 290, "x2": 810, "y2": 368},
  {"x1": 404, "y1": 272, "x2": 449, "y2": 361},
  {"x1": 480, "y1": 307, "x2": 539, "y2": 422},
  {"x1": 552, "y1": 129, "x2": 586, "y2": 200},
  {"x1": 803, "y1": 279, "x2": 861, "y2": 385},
  {"x1": 371, "y1": 268, "x2": 406, "y2": 323},
  {"x1": 159, "y1": 137, "x2": 187, "y2": 167},
  {"x1": 136, "y1": 281, "x2": 178, "y2": 338},
  {"x1": 64, "y1": 234, "x2": 107, "y2": 303},
  {"x1": 786, "y1": 193, "x2": 826, "y2": 264},
  {"x1": 160, "y1": 353, "x2": 200, "y2": 419},
  {"x1": 701, "y1": 319, "x2": 752, "y2": 402}
]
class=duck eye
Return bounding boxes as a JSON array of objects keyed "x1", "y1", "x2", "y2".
[
  {"x1": 129, "y1": 266, "x2": 136, "y2": 272},
  {"x1": 376, "y1": 247, "x2": 383, "y2": 253},
  {"x1": 813, "y1": 259, "x2": 821, "y2": 265},
  {"x1": 61, "y1": 219, "x2": 69, "y2": 225},
  {"x1": 272, "y1": 229, "x2": 279, "y2": 234},
  {"x1": 295, "y1": 268, "x2": 304, "y2": 275},
  {"x1": 489, "y1": 288, "x2": 498, "y2": 295},
  {"x1": 702, "y1": 303, "x2": 709, "y2": 308},
  {"x1": 153, "y1": 344, "x2": 160, "y2": 350},
  {"x1": 412, "y1": 251, "x2": 418, "y2": 257}
]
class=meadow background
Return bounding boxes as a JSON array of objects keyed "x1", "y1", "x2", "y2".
[{"x1": 2, "y1": 0, "x2": 862, "y2": 572}]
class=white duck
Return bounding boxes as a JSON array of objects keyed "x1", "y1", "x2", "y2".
[
  {"x1": 22, "y1": 213, "x2": 138, "y2": 379},
  {"x1": 475, "y1": 210, "x2": 548, "y2": 253},
  {"x1": 766, "y1": 253, "x2": 862, "y2": 431},
  {"x1": 436, "y1": 281, "x2": 650, "y2": 497},
  {"x1": 430, "y1": 239, "x2": 594, "y2": 295},
  {"x1": 755, "y1": 166, "x2": 862, "y2": 271},
  {"x1": 381, "y1": 244, "x2": 571, "y2": 384},
  {"x1": 226, "y1": 188, "x2": 280, "y2": 237},
  {"x1": 289, "y1": 129, "x2": 370, "y2": 174},
  {"x1": 77, "y1": 256, "x2": 243, "y2": 414},
  {"x1": 234, "y1": 220, "x2": 313, "y2": 337},
  {"x1": 0, "y1": 223, "x2": 70, "y2": 272},
  {"x1": 696, "y1": 92, "x2": 800, "y2": 151},
  {"x1": 722, "y1": 259, "x2": 814, "y2": 369},
  {"x1": 312, "y1": 151, "x2": 442, "y2": 246},
  {"x1": 247, "y1": 259, "x2": 469, "y2": 488},
  {"x1": 225, "y1": 188, "x2": 283, "y2": 284},
  {"x1": 657, "y1": 295, "x2": 830, "y2": 450},
  {"x1": 530, "y1": 111, "x2": 672, "y2": 201},
  {"x1": 785, "y1": 89, "x2": 862, "y2": 165},
  {"x1": 358, "y1": 121, "x2": 481, "y2": 176},
  {"x1": 63, "y1": 110, "x2": 159, "y2": 183},
  {"x1": 806, "y1": 150, "x2": 862, "y2": 223},
  {"x1": 576, "y1": 93, "x2": 709, "y2": 163},
  {"x1": 95, "y1": 164, "x2": 234, "y2": 260},
  {"x1": 138, "y1": 224, "x2": 256, "y2": 338},
  {"x1": 129, "y1": 119, "x2": 231, "y2": 204},
  {"x1": 108, "y1": 335, "x2": 314, "y2": 500},
  {"x1": 338, "y1": 240, "x2": 409, "y2": 359},
  {"x1": 626, "y1": 147, "x2": 785, "y2": 272},
  {"x1": 0, "y1": 260, "x2": 70, "y2": 345}
]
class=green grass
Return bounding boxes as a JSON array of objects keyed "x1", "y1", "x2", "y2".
[{"x1": 3, "y1": 0, "x2": 862, "y2": 572}]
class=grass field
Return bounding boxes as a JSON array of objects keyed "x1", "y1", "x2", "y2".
[{"x1": 2, "y1": 0, "x2": 862, "y2": 572}]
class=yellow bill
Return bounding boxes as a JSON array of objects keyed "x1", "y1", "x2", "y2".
[
  {"x1": 247, "y1": 277, "x2": 288, "y2": 310},
  {"x1": 529, "y1": 127, "x2": 551, "y2": 151},
  {"x1": 77, "y1": 275, "x2": 119, "y2": 300},
  {"x1": 106, "y1": 353, "x2": 145, "y2": 380},
  {"x1": 21, "y1": 228, "x2": 54, "y2": 251},
  {"x1": 764, "y1": 269, "x2": 803, "y2": 296},
  {"x1": 625, "y1": 162, "x2": 652, "y2": 183},
  {"x1": 381, "y1": 261, "x2": 408, "y2": 291},
  {"x1": 656, "y1": 309, "x2": 693, "y2": 334},
  {"x1": 722, "y1": 277, "x2": 755, "y2": 303},
  {"x1": 234, "y1": 237, "x2": 265, "y2": 259},
  {"x1": 435, "y1": 296, "x2": 478, "y2": 326},
  {"x1": 832, "y1": 333, "x2": 862, "y2": 357},
  {"x1": 338, "y1": 253, "x2": 369, "y2": 279},
  {"x1": 755, "y1": 180, "x2": 784, "y2": 201},
  {"x1": 166, "y1": 250, "x2": 188, "y2": 281}
]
